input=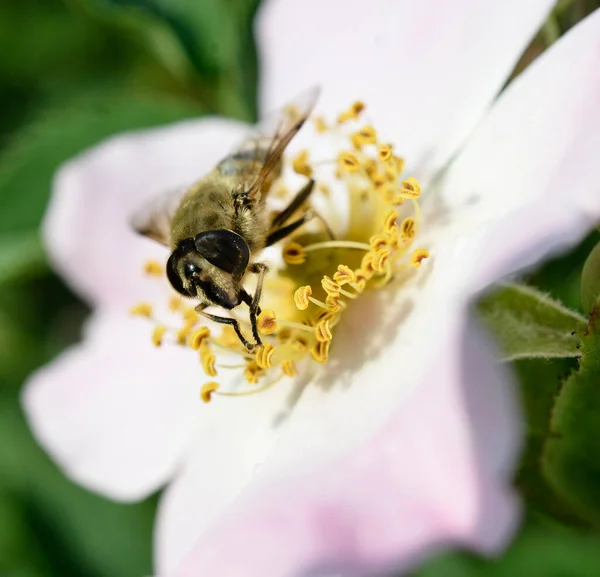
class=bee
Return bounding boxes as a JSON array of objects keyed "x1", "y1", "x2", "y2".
[{"x1": 132, "y1": 87, "x2": 321, "y2": 352}]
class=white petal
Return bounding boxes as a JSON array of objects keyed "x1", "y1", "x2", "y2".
[
  {"x1": 154, "y1": 382, "x2": 296, "y2": 574},
  {"x1": 43, "y1": 118, "x2": 247, "y2": 309},
  {"x1": 22, "y1": 312, "x2": 211, "y2": 501},
  {"x1": 435, "y1": 8, "x2": 600, "y2": 290},
  {"x1": 257, "y1": 0, "x2": 554, "y2": 181}
]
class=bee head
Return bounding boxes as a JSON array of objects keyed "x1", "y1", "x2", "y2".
[{"x1": 166, "y1": 230, "x2": 250, "y2": 309}]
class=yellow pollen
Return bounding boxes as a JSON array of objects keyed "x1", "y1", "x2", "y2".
[
  {"x1": 130, "y1": 302, "x2": 153, "y2": 318},
  {"x1": 283, "y1": 242, "x2": 307, "y2": 265},
  {"x1": 338, "y1": 151, "x2": 361, "y2": 172},
  {"x1": 189, "y1": 326, "x2": 211, "y2": 350},
  {"x1": 200, "y1": 341, "x2": 217, "y2": 377},
  {"x1": 372, "y1": 248, "x2": 391, "y2": 272},
  {"x1": 399, "y1": 177, "x2": 421, "y2": 199},
  {"x1": 257, "y1": 310, "x2": 277, "y2": 335},
  {"x1": 321, "y1": 276, "x2": 341, "y2": 297},
  {"x1": 401, "y1": 217, "x2": 416, "y2": 239},
  {"x1": 281, "y1": 359, "x2": 297, "y2": 377},
  {"x1": 315, "y1": 319, "x2": 333, "y2": 342},
  {"x1": 152, "y1": 325, "x2": 167, "y2": 347},
  {"x1": 292, "y1": 150, "x2": 313, "y2": 177},
  {"x1": 332, "y1": 264, "x2": 355, "y2": 285},
  {"x1": 143, "y1": 260, "x2": 163, "y2": 276},
  {"x1": 200, "y1": 382, "x2": 219, "y2": 403},
  {"x1": 411, "y1": 248, "x2": 430, "y2": 268},
  {"x1": 378, "y1": 144, "x2": 393, "y2": 162},
  {"x1": 294, "y1": 285, "x2": 312, "y2": 310},
  {"x1": 256, "y1": 343, "x2": 276, "y2": 369}
]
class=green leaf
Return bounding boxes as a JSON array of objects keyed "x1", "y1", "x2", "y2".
[
  {"x1": 0, "y1": 231, "x2": 47, "y2": 285},
  {"x1": 0, "y1": 89, "x2": 202, "y2": 237},
  {"x1": 413, "y1": 514, "x2": 600, "y2": 577},
  {"x1": 477, "y1": 283, "x2": 586, "y2": 361},
  {"x1": 542, "y1": 304, "x2": 600, "y2": 527},
  {"x1": 581, "y1": 241, "x2": 600, "y2": 315}
]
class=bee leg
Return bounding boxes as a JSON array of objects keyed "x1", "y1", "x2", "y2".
[
  {"x1": 265, "y1": 211, "x2": 315, "y2": 246},
  {"x1": 246, "y1": 263, "x2": 268, "y2": 346},
  {"x1": 271, "y1": 179, "x2": 315, "y2": 229},
  {"x1": 195, "y1": 304, "x2": 256, "y2": 353}
]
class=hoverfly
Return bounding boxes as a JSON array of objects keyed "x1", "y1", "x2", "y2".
[{"x1": 132, "y1": 87, "x2": 321, "y2": 352}]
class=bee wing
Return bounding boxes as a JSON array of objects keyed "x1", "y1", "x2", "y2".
[
  {"x1": 131, "y1": 186, "x2": 187, "y2": 246},
  {"x1": 218, "y1": 86, "x2": 320, "y2": 201}
]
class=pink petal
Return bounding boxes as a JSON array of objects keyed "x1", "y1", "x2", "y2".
[
  {"x1": 436, "y1": 8, "x2": 600, "y2": 290},
  {"x1": 22, "y1": 312, "x2": 212, "y2": 501},
  {"x1": 257, "y1": 0, "x2": 554, "y2": 182},
  {"x1": 44, "y1": 118, "x2": 247, "y2": 309},
  {"x1": 154, "y1": 382, "x2": 296, "y2": 574},
  {"x1": 175, "y1": 313, "x2": 521, "y2": 577}
]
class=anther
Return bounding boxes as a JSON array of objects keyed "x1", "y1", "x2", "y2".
[
  {"x1": 281, "y1": 359, "x2": 297, "y2": 377},
  {"x1": 370, "y1": 235, "x2": 388, "y2": 251},
  {"x1": 244, "y1": 361, "x2": 261, "y2": 384},
  {"x1": 168, "y1": 295, "x2": 182, "y2": 312},
  {"x1": 325, "y1": 295, "x2": 342, "y2": 312},
  {"x1": 400, "y1": 177, "x2": 421, "y2": 199},
  {"x1": 411, "y1": 248, "x2": 430, "y2": 268},
  {"x1": 314, "y1": 116, "x2": 328, "y2": 133},
  {"x1": 333, "y1": 264, "x2": 355, "y2": 285},
  {"x1": 372, "y1": 248, "x2": 391, "y2": 272},
  {"x1": 315, "y1": 319, "x2": 333, "y2": 342},
  {"x1": 189, "y1": 326, "x2": 211, "y2": 350},
  {"x1": 200, "y1": 382, "x2": 219, "y2": 403},
  {"x1": 257, "y1": 310, "x2": 277, "y2": 335},
  {"x1": 176, "y1": 327, "x2": 190, "y2": 345},
  {"x1": 310, "y1": 340, "x2": 331, "y2": 363},
  {"x1": 283, "y1": 242, "x2": 307, "y2": 265},
  {"x1": 292, "y1": 150, "x2": 313, "y2": 177},
  {"x1": 384, "y1": 210, "x2": 399, "y2": 232},
  {"x1": 144, "y1": 260, "x2": 163, "y2": 276},
  {"x1": 337, "y1": 101, "x2": 365, "y2": 123},
  {"x1": 294, "y1": 285, "x2": 312, "y2": 310},
  {"x1": 378, "y1": 144, "x2": 393, "y2": 162},
  {"x1": 401, "y1": 217, "x2": 416, "y2": 239},
  {"x1": 338, "y1": 152, "x2": 361, "y2": 172},
  {"x1": 256, "y1": 343, "x2": 276, "y2": 370},
  {"x1": 200, "y1": 341, "x2": 217, "y2": 377},
  {"x1": 321, "y1": 275, "x2": 341, "y2": 297},
  {"x1": 394, "y1": 156, "x2": 405, "y2": 173},
  {"x1": 152, "y1": 325, "x2": 167, "y2": 347},
  {"x1": 130, "y1": 302, "x2": 153, "y2": 317},
  {"x1": 352, "y1": 125, "x2": 377, "y2": 147}
]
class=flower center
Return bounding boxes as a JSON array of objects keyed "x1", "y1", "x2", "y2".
[{"x1": 130, "y1": 101, "x2": 429, "y2": 403}]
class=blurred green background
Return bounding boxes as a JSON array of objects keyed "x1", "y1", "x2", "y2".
[{"x1": 1, "y1": 1, "x2": 600, "y2": 576}]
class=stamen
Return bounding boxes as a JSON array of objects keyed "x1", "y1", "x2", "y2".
[
  {"x1": 257, "y1": 310, "x2": 277, "y2": 335},
  {"x1": 332, "y1": 264, "x2": 355, "y2": 285},
  {"x1": 314, "y1": 116, "x2": 328, "y2": 133},
  {"x1": 168, "y1": 295, "x2": 182, "y2": 312},
  {"x1": 303, "y1": 240, "x2": 371, "y2": 253},
  {"x1": 283, "y1": 242, "x2": 307, "y2": 264},
  {"x1": 384, "y1": 210, "x2": 398, "y2": 232},
  {"x1": 315, "y1": 319, "x2": 333, "y2": 342},
  {"x1": 338, "y1": 151, "x2": 361, "y2": 172},
  {"x1": 337, "y1": 101, "x2": 365, "y2": 123},
  {"x1": 292, "y1": 150, "x2": 313, "y2": 177},
  {"x1": 256, "y1": 343, "x2": 276, "y2": 369},
  {"x1": 352, "y1": 125, "x2": 377, "y2": 147},
  {"x1": 321, "y1": 276, "x2": 341, "y2": 298},
  {"x1": 200, "y1": 382, "x2": 219, "y2": 403},
  {"x1": 399, "y1": 177, "x2": 421, "y2": 199},
  {"x1": 378, "y1": 144, "x2": 393, "y2": 162},
  {"x1": 189, "y1": 326, "x2": 211, "y2": 350},
  {"x1": 372, "y1": 248, "x2": 391, "y2": 272},
  {"x1": 200, "y1": 340, "x2": 217, "y2": 377},
  {"x1": 310, "y1": 340, "x2": 331, "y2": 363},
  {"x1": 411, "y1": 248, "x2": 430, "y2": 268},
  {"x1": 282, "y1": 359, "x2": 297, "y2": 377},
  {"x1": 294, "y1": 286, "x2": 312, "y2": 310},
  {"x1": 400, "y1": 217, "x2": 416, "y2": 239}
]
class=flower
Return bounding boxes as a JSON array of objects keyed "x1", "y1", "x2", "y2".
[{"x1": 22, "y1": 2, "x2": 600, "y2": 577}]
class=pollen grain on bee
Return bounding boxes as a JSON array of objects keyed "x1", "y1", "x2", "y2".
[{"x1": 131, "y1": 100, "x2": 430, "y2": 402}]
